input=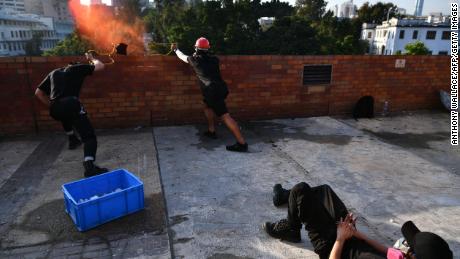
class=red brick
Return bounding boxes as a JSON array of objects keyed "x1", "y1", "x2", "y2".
[{"x1": 0, "y1": 55, "x2": 450, "y2": 134}]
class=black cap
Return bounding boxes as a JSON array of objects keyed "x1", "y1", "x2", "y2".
[{"x1": 401, "y1": 221, "x2": 453, "y2": 259}]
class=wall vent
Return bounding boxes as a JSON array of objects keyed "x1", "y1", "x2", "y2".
[{"x1": 302, "y1": 65, "x2": 332, "y2": 85}]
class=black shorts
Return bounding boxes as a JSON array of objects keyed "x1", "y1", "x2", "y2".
[
  {"x1": 202, "y1": 84, "x2": 229, "y2": 117},
  {"x1": 203, "y1": 97, "x2": 228, "y2": 117}
]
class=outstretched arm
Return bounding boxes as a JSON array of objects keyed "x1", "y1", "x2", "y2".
[
  {"x1": 85, "y1": 53, "x2": 105, "y2": 72},
  {"x1": 353, "y1": 230, "x2": 388, "y2": 254},
  {"x1": 171, "y1": 43, "x2": 189, "y2": 63}
]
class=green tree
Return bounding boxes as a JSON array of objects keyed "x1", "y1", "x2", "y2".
[
  {"x1": 357, "y1": 2, "x2": 398, "y2": 24},
  {"x1": 314, "y1": 12, "x2": 367, "y2": 54},
  {"x1": 295, "y1": 0, "x2": 326, "y2": 21},
  {"x1": 24, "y1": 32, "x2": 42, "y2": 56},
  {"x1": 404, "y1": 41, "x2": 430, "y2": 55},
  {"x1": 258, "y1": 16, "x2": 319, "y2": 54},
  {"x1": 43, "y1": 32, "x2": 94, "y2": 56},
  {"x1": 259, "y1": 0, "x2": 295, "y2": 19},
  {"x1": 143, "y1": 0, "x2": 368, "y2": 55}
]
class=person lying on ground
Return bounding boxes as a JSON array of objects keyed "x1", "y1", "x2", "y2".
[
  {"x1": 35, "y1": 53, "x2": 109, "y2": 177},
  {"x1": 171, "y1": 38, "x2": 248, "y2": 152},
  {"x1": 264, "y1": 183, "x2": 453, "y2": 259}
]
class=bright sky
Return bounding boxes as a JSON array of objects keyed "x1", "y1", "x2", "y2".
[{"x1": 286, "y1": 0, "x2": 452, "y2": 16}]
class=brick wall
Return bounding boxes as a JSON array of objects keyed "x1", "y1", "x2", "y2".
[{"x1": 0, "y1": 55, "x2": 449, "y2": 134}]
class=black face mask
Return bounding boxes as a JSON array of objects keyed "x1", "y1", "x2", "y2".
[{"x1": 193, "y1": 49, "x2": 209, "y2": 56}]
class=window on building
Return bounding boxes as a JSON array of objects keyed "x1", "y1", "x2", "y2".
[
  {"x1": 438, "y1": 51, "x2": 448, "y2": 55},
  {"x1": 413, "y1": 30, "x2": 418, "y2": 39},
  {"x1": 367, "y1": 32, "x2": 372, "y2": 38},
  {"x1": 426, "y1": 31, "x2": 436, "y2": 40},
  {"x1": 15, "y1": 31, "x2": 18, "y2": 38},
  {"x1": 10, "y1": 31, "x2": 13, "y2": 38},
  {"x1": 399, "y1": 30, "x2": 405, "y2": 39},
  {"x1": 442, "y1": 31, "x2": 450, "y2": 40},
  {"x1": 384, "y1": 30, "x2": 388, "y2": 37}
]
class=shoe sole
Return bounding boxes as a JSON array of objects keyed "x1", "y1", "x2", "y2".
[
  {"x1": 226, "y1": 148, "x2": 248, "y2": 152},
  {"x1": 262, "y1": 222, "x2": 301, "y2": 243}
]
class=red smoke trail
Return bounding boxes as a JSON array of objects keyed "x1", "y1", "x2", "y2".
[{"x1": 69, "y1": 0, "x2": 145, "y2": 55}]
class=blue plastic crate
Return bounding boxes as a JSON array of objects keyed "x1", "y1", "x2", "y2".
[{"x1": 62, "y1": 169, "x2": 144, "y2": 231}]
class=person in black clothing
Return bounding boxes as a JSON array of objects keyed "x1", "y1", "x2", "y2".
[
  {"x1": 171, "y1": 37, "x2": 248, "y2": 152},
  {"x1": 35, "y1": 53, "x2": 109, "y2": 177},
  {"x1": 265, "y1": 183, "x2": 453, "y2": 259}
]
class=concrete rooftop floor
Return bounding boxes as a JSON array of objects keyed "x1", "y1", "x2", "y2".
[{"x1": 0, "y1": 111, "x2": 459, "y2": 259}]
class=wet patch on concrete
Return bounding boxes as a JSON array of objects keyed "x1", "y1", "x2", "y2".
[
  {"x1": 3, "y1": 193, "x2": 166, "y2": 248},
  {"x1": 189, "y1": 121, "x2": 351, "y2": 151},
  {"x1": 173, "y1": 237, "x2": 194, "y2": 244},
  {"x1": 207, "y1": 253, "x2": 254, "y2": 259},
  {"x1": 362, "y1": 130, "x2": 449, "y2": 149},
  {"x1": 0, "y1": 136, "x2": 65, "y2": 235},
  {"x1": 169, "y1": 214, "x2": 189, "y2": 226},
  {"x1": 245, "y1": 121, "x2": 352, "y2": 146}
]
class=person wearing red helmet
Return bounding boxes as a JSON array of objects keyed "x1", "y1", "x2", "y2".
[{"x1": 171, "y1": 37, "x2": 248, "y2": 152}]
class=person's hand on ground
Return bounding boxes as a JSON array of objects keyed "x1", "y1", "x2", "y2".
[
  {"x1": 171, "y1": 43, "x2": 177, "y2": 52},
  {"x1": 336, "y1": 217, "x2": 355, "y2": 242}
]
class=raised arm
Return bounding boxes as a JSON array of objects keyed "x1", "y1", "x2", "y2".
[
  {"x1": 85, "y1": 52, "x2": 105, "y2": 72},
  {"x1": 171, "y1": 43, "x2": 189, "y2": 63}
]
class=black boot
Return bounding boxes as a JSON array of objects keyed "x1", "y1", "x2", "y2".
[
  {"x1": 273, "y1": 184, "x2": 290, "y2": 207},
  {"x1": 203, "y1": 130, "x2": 218, "y2": 139},
  {"x1": 263, "y1": 219, "x2": 301, "y2": 243},
  {"x1": 68, "y1": 135, "x2": 82, "y2": 150},
  {"x1": 83, "y1": 160, "x2": 109, "y2": 178},
  {"x1": 226, "y1": 142, "x2": 248, "y2": 152}
]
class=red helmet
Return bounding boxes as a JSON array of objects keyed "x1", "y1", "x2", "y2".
[{"x1": 195, "y1": 37, "x2": 210, "y2": 50}]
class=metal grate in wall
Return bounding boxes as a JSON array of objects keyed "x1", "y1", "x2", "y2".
[{"x1": 302, "y1": 65, "x2": 332, "y2": 85}]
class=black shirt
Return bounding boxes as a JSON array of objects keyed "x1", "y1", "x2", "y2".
[
  {"x1": 187, "y1": 52, "x2": 227, "y2": 92},
  {"x1": 38, "y1": 64, "x2": 95, "y2": 101}
]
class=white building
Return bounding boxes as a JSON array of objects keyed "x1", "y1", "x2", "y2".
[
  {"x1": 361, "y1": 16, "x2": 450, "y2": 55},
  {"x1": 258, "y1": 17, "x2": 275, "y2": 31},
  {"x1": 334, "y1": 0, "x2": 357, "y2": 19},
  {"x1": 24, "y1": 0, "x2": 73, "y2": 22},
  {"x1": 0, "y1": 8, "x2": 61, "y2": 56},
  {"x1": 397, "y1": 8, "x2": 407, "y2": 15},
  {"x1": 23, "y1": 0, "x2": 74, "y2": 41},
  {"x1": 0, "y1": 0, "x2": 25, "y2": 12}
]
